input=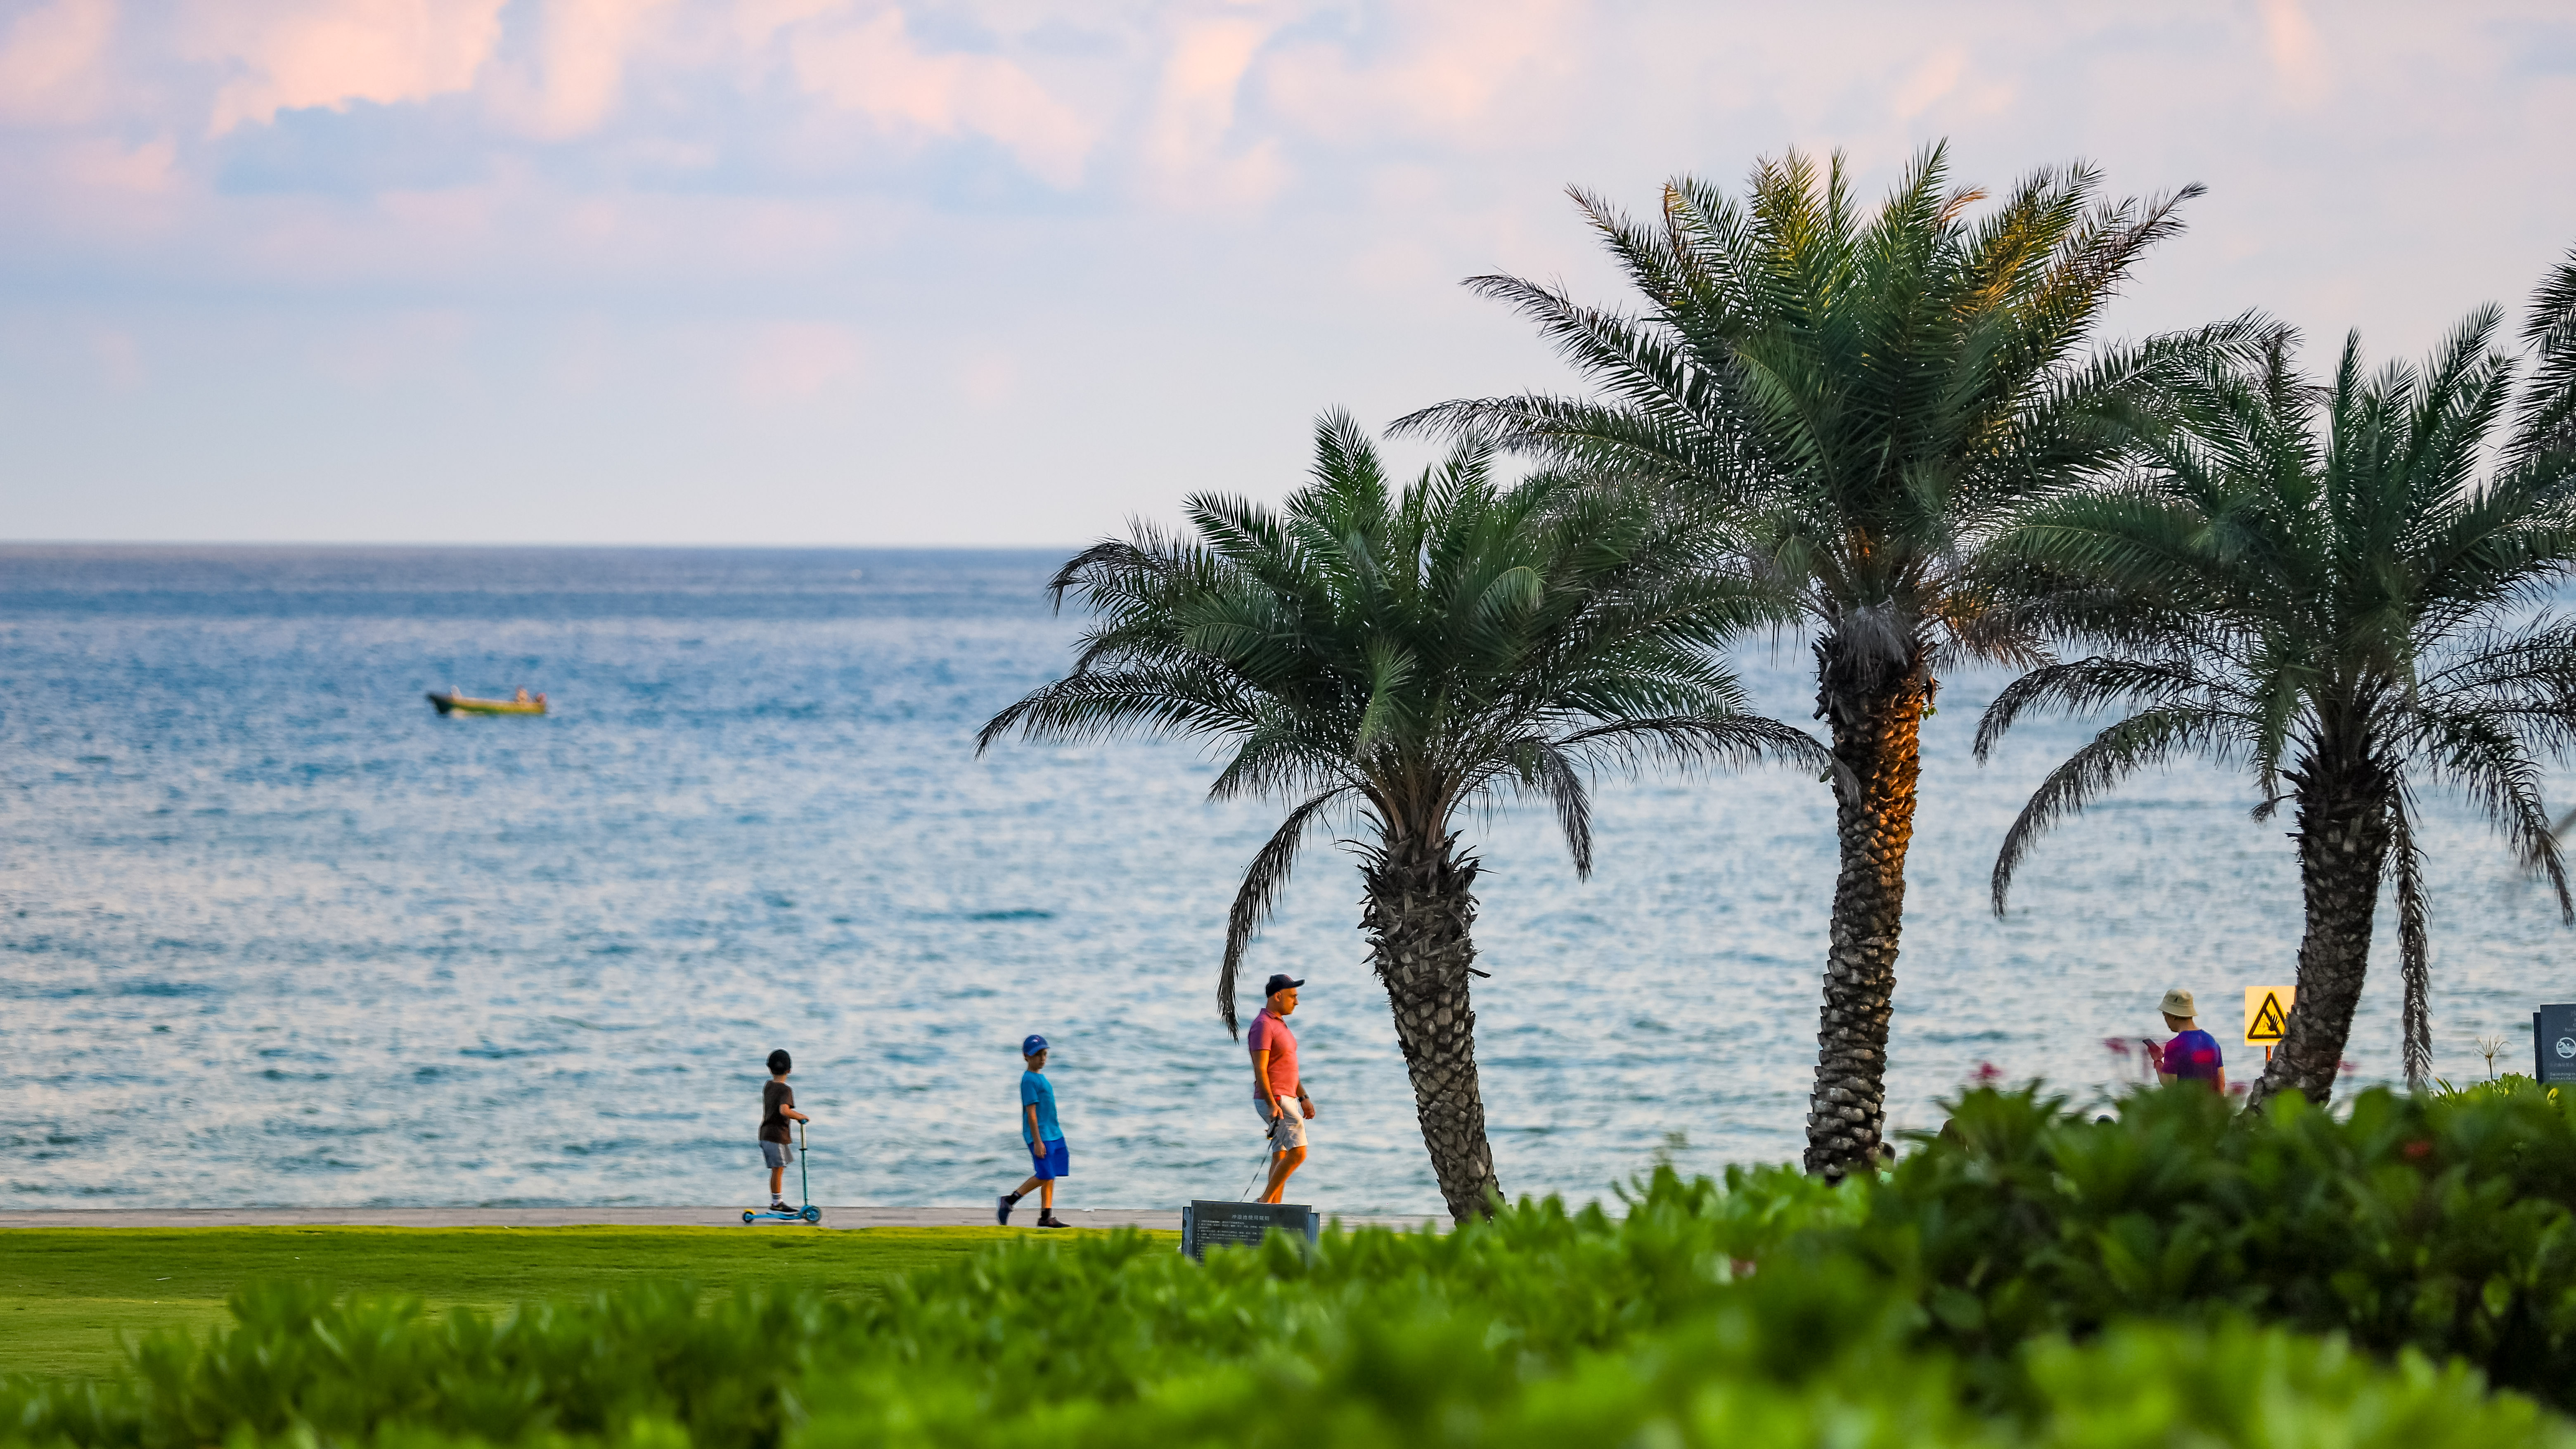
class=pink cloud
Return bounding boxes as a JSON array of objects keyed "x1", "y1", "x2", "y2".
[
  {"x1": 0, "y1": 0, "x2": 117, "y2": 126},
  {"x1": 1140, "y1": 15, "x2": 1285, "y2": 207},
  {"x1": 487, "y1": 0, "x2": 675, "y2": 140},
  {"x1": 1261, "y1": 0, "x2": 1582, "y2": 146},
  {"x1": 185, "y1": 0, "x2": 507, "y2": 134},
  {"x1": 789, "y1": 7, "x2": 1096, "y2": 186},
  {"x1": 738, "y1": 319, "x2": 865, "y2": 402},
  {"x1": 2260, "y1": 0, "x2": 2328, "y2": 107},
  {"x1": 58, "y1": 133, "x2": 175, "y2": 192}
]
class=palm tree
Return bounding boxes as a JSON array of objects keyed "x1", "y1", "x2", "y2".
[
  {"x1": 1397, "y1": 145, "x2": 2206, "y2": 1175},
  {"x1": 1980, "y1": 263, "x2": 2576, "y2": 1104},
  {"x1": 979, "y1": 412, "x2": 1829, "y2": 1219}
]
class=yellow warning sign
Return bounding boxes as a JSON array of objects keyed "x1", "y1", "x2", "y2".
[{"x1": 2244, "y1": 985, "x2": 2295, "y2": 1046}]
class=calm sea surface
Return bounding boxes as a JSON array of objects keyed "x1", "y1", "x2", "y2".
[{"x1": 2, "y1": 545, "x2": 2568, "y2": 1213}]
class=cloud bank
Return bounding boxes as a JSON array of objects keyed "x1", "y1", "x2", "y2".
[{"x1": 2, "y1": 0, "x2": 2572, "y2": 542}]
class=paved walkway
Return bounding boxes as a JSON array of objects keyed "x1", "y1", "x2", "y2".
[{"x1": 0, "y1": 1206, "x2": 1443, "y2": 1232}]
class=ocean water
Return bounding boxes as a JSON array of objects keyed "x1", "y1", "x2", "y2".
[{"x1": 1, "y1": 545, "x2": 2568, "y2": 1215}]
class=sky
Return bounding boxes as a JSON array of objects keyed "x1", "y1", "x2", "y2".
[{"x1": 2, "y1": 0, "x2": 2573, "y2": 545}]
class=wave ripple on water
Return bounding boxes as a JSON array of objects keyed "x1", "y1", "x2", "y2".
[{"x1": 0, "y1": 545, "x2": 2566, "y2": 1212}]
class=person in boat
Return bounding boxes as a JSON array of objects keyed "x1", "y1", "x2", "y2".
[{"x1": 514, "y1": 688, "x2": 531, "y2": 703}]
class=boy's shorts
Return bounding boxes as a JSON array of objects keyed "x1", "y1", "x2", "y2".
[
  {"x1": 1259, "y1": 1096, "x2": 1307, "y2": 1152},
  {"x1": 761, "y1": 1139, "x2": 793, "y2": 1169},
  {"x1": 1028, "y1": 1137, "x2": 1069, "y2": 1180}
]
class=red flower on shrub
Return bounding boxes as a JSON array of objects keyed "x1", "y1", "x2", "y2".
[
  {"x1": 1974, "y1": 1061, "x2": 2003, "y2": 1084},
  {"x1": 2103, "y1": 1037, "x2": 2131, "y2": 1057},
  {"x1": 2403, "y1": 1139, "x2": 2432, "y2": 1161}
]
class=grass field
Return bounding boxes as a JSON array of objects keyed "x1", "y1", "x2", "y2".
[{"x1": 0, "y1": 1226, "x2": 1085, "y2": 1379}]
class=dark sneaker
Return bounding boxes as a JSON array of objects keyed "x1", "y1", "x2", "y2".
[
  {"x1": 1035, "y1": 1213, "x2": 1066, "y2": 1229},
  {"x1": 996, "y1": 1194, "x2": 1015, "y2": 1226},
  {"x1": 769, "y1": 1201, "x2": 793, "y2": 1215}
]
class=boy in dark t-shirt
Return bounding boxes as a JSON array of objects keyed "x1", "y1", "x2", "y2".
[{"x1": 760, "y1": 1048, "x2": 810, "y2": 1213}]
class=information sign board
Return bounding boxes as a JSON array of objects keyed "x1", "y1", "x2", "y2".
[
  {"x1": 2537, "y1": 1005, "x2": 2576, "y2": 1088},
  {"x1": 2244, "y1": 985, "x2": 2296, "y2": 1048},
  {"x1": 1181, "y1": 1200, "x2": 1319, "y2": 1261}
]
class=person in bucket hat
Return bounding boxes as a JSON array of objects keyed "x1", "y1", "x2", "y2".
[{"x1": 2150, "y1": 987, "x2": 2227, "y2": 1091}]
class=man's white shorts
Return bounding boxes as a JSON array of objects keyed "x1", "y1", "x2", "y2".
[{"x1": 1260, "y1": 1096, "x2": 1308, "y2": 1152}]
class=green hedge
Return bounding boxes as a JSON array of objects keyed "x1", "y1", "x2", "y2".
[
  {"x1": 7, "y1": 1081, "x2": 2572, "y2": 1448},
  {"x1": 1838, "y1": 1080, "x2": 2576, "y2": 1406},
  {"x1": 8, "y1": 1235, "x2": 2566, "y2": 1449}
]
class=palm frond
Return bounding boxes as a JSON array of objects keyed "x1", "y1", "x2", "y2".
[
  {"x1": 975, "y1": 663, "x2": 1261, "y2": 754},
  {"x1": 2389, "y1": 790, "x2": 2433, "y2": 1090},
  {"x1": 1991, "y1": 707, "x2": 2231, "y2": 914},
  {"x1": 1516, "y1": 737, "x2": 1593, "y2": 878},
  {"x1": 1558, "y1": 713, "x2": 1838, "y2": 782},
  {"x1": 2511, "y1": 245, "x2": 2576, "y2": 467},
  {"x1": 1974, "y1": 656, "x2": 2226, "y2": 761},
  {"x1": 2406, "y1": 701, "x2": 2574, "y2": 922},
  {"x1": 1218, "y1": 787, "x2": 1351, "y2": 1039}
]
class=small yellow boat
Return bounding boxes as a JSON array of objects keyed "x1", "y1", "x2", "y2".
[{"x1": 428, "y1": 690, "x2": 548, "y2": 716}]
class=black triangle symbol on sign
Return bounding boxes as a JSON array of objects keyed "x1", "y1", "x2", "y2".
[{"x1": 2248, "y1": 992, "x2": 2289, "y2": 1041}]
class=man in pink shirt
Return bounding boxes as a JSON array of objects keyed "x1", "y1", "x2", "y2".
[{"x1": 1246, "y1": 973, "x2": 1316, "y2": 1203}]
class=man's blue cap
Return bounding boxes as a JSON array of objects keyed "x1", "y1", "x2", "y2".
[{"x1": 1022, "y1": 1034, "x2": 1048, "y2": 1056}]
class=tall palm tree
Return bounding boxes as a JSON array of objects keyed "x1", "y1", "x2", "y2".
[
  {"x1": 1981, "y1": 264, "x2": 2576, "y2": 1104},
  {"x1": 1397, "y1": 145, "x2": 2206, "y2": 1175},
  {"x1": 979, "y1": 412, "x2": 1828, "y2": 1219}
]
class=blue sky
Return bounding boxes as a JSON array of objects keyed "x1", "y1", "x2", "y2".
[{"x1": 2, "y1": 0, "x2": 2572, "y2": 544}]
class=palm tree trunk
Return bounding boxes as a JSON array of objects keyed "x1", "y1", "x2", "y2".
[
  {"x1": 2249, "y1": 781, "x2": 2392, "y2": 1107},
  {"x1": 1362, "y1": 824, "x2": 1501, "y2": 1222},
  {"x1": 1804, "y1": 636, "x2": 1932, "y2": 1179}
]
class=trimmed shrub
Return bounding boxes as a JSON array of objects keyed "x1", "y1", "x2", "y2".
[
  {"x1": 7, "y1": 1084, "x2": 2572, "y2": 1447},
  {"x1": 1830, "y1": 1082, "x2": 2576, "y2": 1407},
  {"x1": 7, "y1": 1241, "x2": 2568, "y2": 1449},
  {"x1": 2, "y1": 1281, "x2": 840, "y2": 1449}
]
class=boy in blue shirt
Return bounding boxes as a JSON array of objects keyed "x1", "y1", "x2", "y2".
[
  {"x1": 997, "y1": 1033, "x2": 1068, "y2": 1228},
  {"x1": 2151, "y1": 987, "x2": 2228, "y2": 1092}
]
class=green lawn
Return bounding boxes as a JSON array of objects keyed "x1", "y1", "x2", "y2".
[{"x1": 0, "y1": 1226, "x2": 1089, "y2": 1379}]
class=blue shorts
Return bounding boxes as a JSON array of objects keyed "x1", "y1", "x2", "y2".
[{"x1": 1027, "y1": 1137, "x2": 1069, "y2": 1180}]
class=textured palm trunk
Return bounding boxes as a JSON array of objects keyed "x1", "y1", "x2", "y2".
[
  {"x1": 1804, "y1": 637, "x2": 1932, "y2": 1179},
  {"x1": 1362, "y1": 824, "x2": 1501, "y2": 1223},
  {"x1": 2249, "y1": 780, "x2": 2392, "y2": 1108}
]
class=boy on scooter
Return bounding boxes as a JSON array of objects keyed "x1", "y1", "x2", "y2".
[{"x1": 760, "y1": 1048, "x2": 810, "y2": 1214}]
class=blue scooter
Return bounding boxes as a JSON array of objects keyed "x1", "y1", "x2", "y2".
[{"x1": 744, "y1": 1120, "x2": 824, "y2": 1225}]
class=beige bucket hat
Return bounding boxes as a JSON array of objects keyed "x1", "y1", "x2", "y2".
[{"x1": 2159, "y1": 987, "x2": 2197, "y2": 1018}]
